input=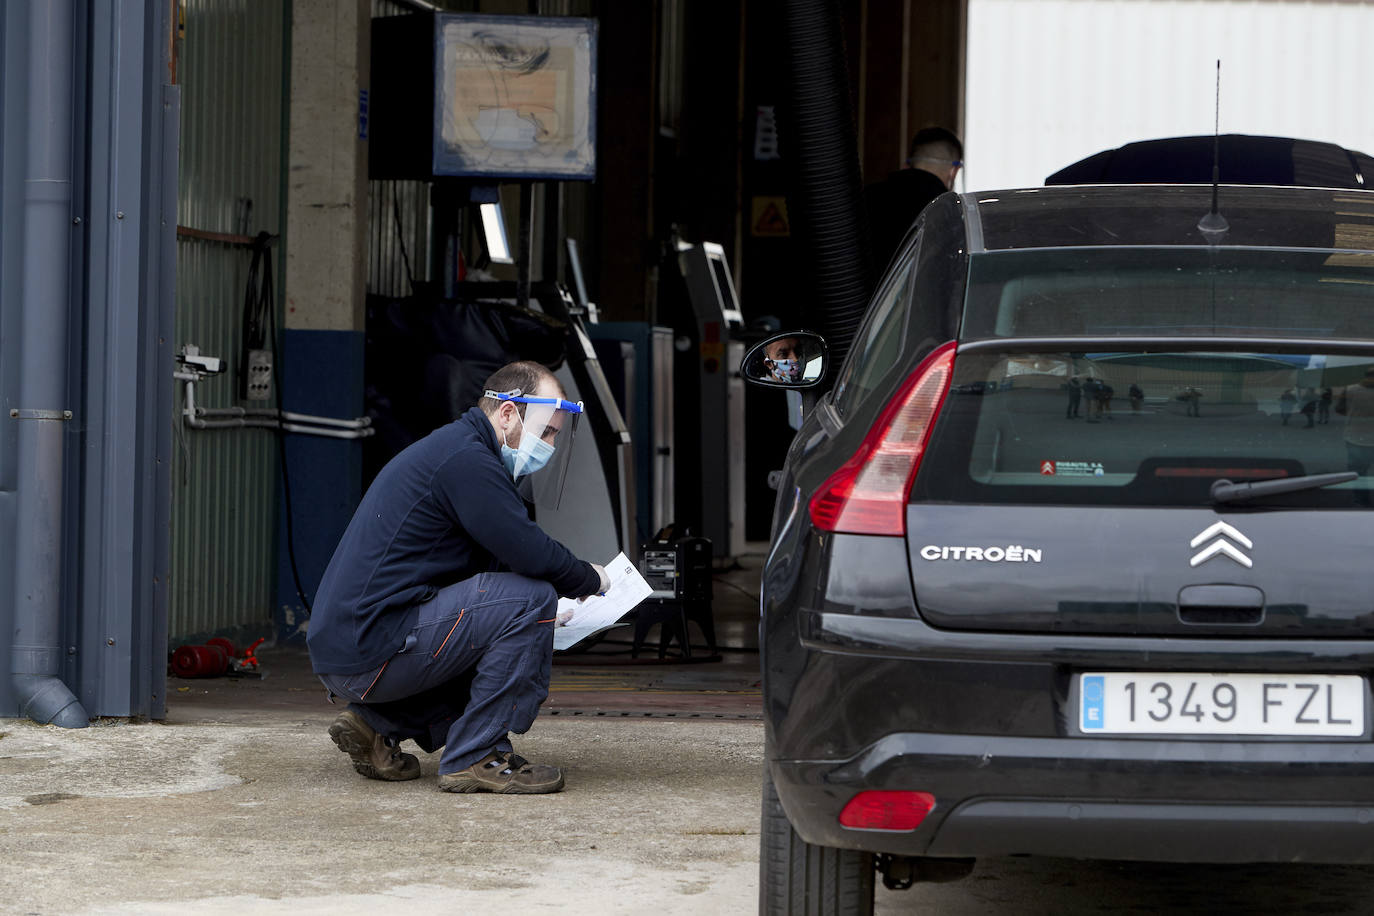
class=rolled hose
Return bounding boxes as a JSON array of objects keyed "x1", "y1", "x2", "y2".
[{"x1": 779, "y1": 0, "x2": 875, "y2": 367}]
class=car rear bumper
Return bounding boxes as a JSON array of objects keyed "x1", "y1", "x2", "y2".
[
  {"x1": 771, "y1": 731, "x2": 1374, "y2": 863},
  {"x1": 768, "y1": 609, "x2": 1374, "y2": 863}
]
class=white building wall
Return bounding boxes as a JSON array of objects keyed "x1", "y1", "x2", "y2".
[{"x1": 964, "y1": 0, "x2": 1374, "y2": 192}]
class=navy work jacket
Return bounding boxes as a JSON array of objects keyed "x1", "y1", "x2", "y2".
[
  {"x1": 307, "y1": 406, "x2": 600, "y2": 675},
  {"x1": 864, "y1": 167, "x2": 949, "y2": 274}
]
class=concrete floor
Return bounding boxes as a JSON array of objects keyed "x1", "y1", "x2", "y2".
[
  {"x1": 0, "y1": 715, "x2": 764, "y2": 914},
  {"x1": 0, "y1": 555, "x2": 769, "y2": 915}
]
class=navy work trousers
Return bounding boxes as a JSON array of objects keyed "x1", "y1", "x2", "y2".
[{"x1": 319, "y1": 572, "x2": 560, "y2": 774}]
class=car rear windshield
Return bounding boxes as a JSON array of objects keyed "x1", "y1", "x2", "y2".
[
  {"x1": 960, "y1": 248, "x2": 1374, "y2": 340},
  {"x1": 913, "y1": 348, "x2": 1374, "y2": 508}
]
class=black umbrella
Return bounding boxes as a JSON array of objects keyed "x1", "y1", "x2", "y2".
[{"x1": 1046, "y1": 134, "x2": 1374, "y2": 190}]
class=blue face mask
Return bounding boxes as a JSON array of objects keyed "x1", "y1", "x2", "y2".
[
  {"x1": 502, "y1": 435, "x2": 555, "y2": 478},
  {"x1": 500, "y1": 414, "x2": 557, "y2": 479},
  {"x1": 771, "y1": 358, "x2": 799, "y2": 381}
]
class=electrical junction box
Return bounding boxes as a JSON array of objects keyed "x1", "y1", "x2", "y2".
[{"x1": 243, "y1": 349, "x2": 273, "y2": 401}]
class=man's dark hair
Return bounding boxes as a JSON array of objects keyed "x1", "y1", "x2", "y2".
[
  {"x1": 908, "y1": 126, "x2": 963, "y2": 164},
  {"x1": 479, "y1": 361, "x2": 561, "y2": 417}
]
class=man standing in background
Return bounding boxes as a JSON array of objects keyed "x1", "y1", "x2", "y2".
[{"x1": 865, "y1": 126, "x2": 963, "y2": 271}]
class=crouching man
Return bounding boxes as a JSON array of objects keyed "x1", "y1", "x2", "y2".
[{"x1": 307, "y1": 360, "x2": 606, "y2": 794}]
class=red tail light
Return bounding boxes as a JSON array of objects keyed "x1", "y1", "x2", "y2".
[
  {"x1": 838, "y1": 790, "x2": 937, "y2": 831},
  {"x1": 808, "y1": 341, "x2": 956, "y2": 536}
]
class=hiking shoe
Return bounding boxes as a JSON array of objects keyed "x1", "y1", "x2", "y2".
[
  {"x1": 328, "y1": 709, "x2": 421, "y2": 781},
  {"x1": 437, "y1": 751, "x2": 565, "y2": 794}
]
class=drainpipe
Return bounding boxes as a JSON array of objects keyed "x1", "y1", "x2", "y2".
[{"x1": 11, "y1": 0, "x2": 88, "y2": 728}]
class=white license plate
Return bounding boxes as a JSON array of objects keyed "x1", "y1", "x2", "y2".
[{"x1": 1079, "y1": 672, "x2": 1365, "y2": 736}]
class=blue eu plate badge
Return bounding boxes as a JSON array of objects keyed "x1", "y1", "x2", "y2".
[{"x1": 1081, "y1": 675, "x2": 1105, "y2": 730}]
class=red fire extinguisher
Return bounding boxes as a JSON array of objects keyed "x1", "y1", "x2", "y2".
[{"x1": 169, "y1": 637, "x2": 265, "y2": 678}]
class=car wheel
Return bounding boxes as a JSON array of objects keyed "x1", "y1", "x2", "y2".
[{"x1": 759, "y1": 766, "x2": 875, "y2": 915}]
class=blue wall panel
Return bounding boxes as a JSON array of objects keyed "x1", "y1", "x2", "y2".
[{"x1": 275, "y1": 329, "x2": 365, "y2": 645}]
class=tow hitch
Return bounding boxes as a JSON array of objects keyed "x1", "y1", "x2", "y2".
[{"x1": 877, "y1": 854, "x2": 976, "y2": 889}]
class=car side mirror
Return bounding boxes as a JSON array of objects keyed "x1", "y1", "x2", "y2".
[{"x1": 741, "y1": 331, "x2": 829, "y2": 389}]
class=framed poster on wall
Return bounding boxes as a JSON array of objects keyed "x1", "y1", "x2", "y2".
[{"x1": 434, "y1": 14, "x2": 597, "y2": 180}]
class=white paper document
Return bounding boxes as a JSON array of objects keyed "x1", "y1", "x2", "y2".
[{"x1": 553, "y1": 552, "x2": 653, "y2": 650}]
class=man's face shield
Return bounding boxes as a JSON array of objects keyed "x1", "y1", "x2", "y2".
[{"x1": 485, "y1": 389, "x2": 584, "y2": 508}]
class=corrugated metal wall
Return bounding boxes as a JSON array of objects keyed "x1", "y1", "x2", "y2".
[
  {"x1": 170, "y1": 1, "x2": 287, "y2": 639},
  {"x1": 368, "y1": 176, "x2": 431, "y2": 298},
  {"x1": 369, "y1": 0, "x2": 433, "y2": 298}
]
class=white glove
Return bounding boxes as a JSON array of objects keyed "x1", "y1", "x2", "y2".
[{"x1": 578, "y1": 563, "x2": 609, "y2": 601}]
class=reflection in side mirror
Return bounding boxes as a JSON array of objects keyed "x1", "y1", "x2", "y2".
[{"x1": 741, "y1": 331, "x2": 829, "y2": 389}]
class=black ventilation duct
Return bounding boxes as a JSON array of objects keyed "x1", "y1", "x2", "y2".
[{"x1": 777, "y1": 0, "x2": 874, "y2": 369}]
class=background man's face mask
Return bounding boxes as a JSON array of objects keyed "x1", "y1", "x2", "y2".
[{"x1": 770, "y1": 358, "x2": 800, "y2": 381}]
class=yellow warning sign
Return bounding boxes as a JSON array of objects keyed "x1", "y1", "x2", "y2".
[{"x1": 751, "y1": 196, "x2": 790, "y2": 237}]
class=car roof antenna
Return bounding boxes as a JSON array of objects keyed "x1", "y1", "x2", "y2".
[{"x1": 1197, "y1": 59, "x2": 1229, "y2": 243}]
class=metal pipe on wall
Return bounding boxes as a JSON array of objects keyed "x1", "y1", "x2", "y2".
[
  {"x1": 176, "y1": 377, "x2": 375, "y2": 439},
  {"x1": 188, "y1": 417, "x2": 373, "y2": 439},
  {"x1": 198, "y1": 408, "x2": 372, "y2": 430},
  {"x1": 11, "y1": 0, "x2": 88, "y2": 728}
]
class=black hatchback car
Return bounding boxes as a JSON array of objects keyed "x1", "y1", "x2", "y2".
[{"x1": 744, "y1": 184, "x2": 1374, "y2": 914}]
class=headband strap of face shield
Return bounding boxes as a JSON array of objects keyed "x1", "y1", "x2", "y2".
[{"x1": 484, "y1": 388, "x2": 584, "y2": 509}]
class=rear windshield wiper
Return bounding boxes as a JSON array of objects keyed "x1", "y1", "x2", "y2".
[{"x1": 1210, "y1": 471, "x2": 1358, "y2": 504}]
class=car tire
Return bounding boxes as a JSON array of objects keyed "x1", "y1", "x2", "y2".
[{"x1": 759, "y1": 766, "x2": 875, "y2": 915}]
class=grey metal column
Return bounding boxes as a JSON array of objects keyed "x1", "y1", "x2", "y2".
[
  {"x1": 10, "y1": 0, "x2": 86, "y2": 728},
  {"x1": 74, "y1": 0, "x2": 177, "y2": 720}
]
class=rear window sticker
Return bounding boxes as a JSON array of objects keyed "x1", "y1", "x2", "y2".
[{"x1": 1041, "y1": 460, "x2": 1104, "y2": 478}]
